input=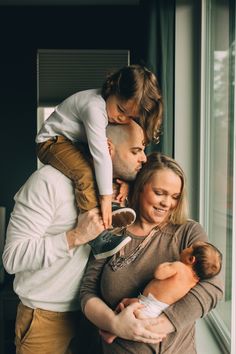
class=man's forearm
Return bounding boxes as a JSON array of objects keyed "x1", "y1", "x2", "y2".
[{"x1": 3, "y1": 230, "x2": 69, "y2": 274}]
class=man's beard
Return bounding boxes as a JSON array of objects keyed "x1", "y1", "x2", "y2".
[{"x1": 112, "y1": 153, "x2": 138, "y2": 182}]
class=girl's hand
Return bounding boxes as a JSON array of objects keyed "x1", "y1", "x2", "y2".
[
  {"x1": 115, "y1": 179, "x2": 130, "y2": 204},
  {"x1": 99, "y1": 195, "x2": 113, "y2": 229}
]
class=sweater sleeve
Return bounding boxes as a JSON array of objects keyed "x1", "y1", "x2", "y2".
[
  {"x1": 163, "y1": 275, "x2": 223, "y2": 330},
  {"x1": 2, "y1": 171, "x2": 72, "y2": 274},
  {"x1": 80, "y1": 103, "x2": 113, "y2": 196},
  {"x1": 79, "y1": 254, "x2": 108, "y2": 312}
]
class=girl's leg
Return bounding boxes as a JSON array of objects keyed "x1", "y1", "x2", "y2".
[
  {"x1": 37, "y1": 136, "x2": 134, "y2": 260},
  {"x1": 37, "y1": 136, "x2": 98, "y2": 212}
]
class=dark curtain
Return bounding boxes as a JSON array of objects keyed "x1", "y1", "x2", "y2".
[{"x1": 139, "y1": 0, "x2": 175, "y2": 156}]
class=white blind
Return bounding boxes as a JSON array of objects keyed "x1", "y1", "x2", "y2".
[{"x1": 37, "y1": 49, "x2": 130, "y2": 106}]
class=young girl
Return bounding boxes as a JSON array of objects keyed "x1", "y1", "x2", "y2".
[{"x1": 36, "y1": 64, "x2": 163, "y2": 259}]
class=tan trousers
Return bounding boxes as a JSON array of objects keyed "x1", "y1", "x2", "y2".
[
  {"x1": 36, "y1": 136, "x2": 98, "y2": 211},
  {"x1": 15, "y1": 302, "x2": 101, "y2": 354}
]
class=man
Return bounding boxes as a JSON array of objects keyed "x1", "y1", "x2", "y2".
[{"x1": 2, "y1": 120, "x2": 147, "y2": 354}]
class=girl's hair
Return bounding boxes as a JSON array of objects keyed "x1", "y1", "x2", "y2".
[
  {"x1": 101, "y1": 64, "x2": 163, "y2": 143},
  {"x1": 191, "y1": 241, "x2": 222, "y2": 280},
  {"x1": 129, "y1": 152, "x2": 188, "y2": 225}
]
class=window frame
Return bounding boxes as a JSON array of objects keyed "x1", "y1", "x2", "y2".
[{"x1": 199, "y1": 1, "x2": 235, "y2": 352}]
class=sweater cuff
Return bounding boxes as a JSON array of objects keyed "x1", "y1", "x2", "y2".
[{"x1": 80, "y1": 294, "x2": 97, "y2": 314}]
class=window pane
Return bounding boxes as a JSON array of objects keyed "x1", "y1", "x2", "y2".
[{"x1": 206, "y1": 0, "x2": 234, "y2": 338}]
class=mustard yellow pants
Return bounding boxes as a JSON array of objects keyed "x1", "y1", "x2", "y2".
[
  {"x1": 15, "y1": 302, "x2": 101, "y2": 354},
  {"x1": 37, "y1": 136, "x2": 98, "y2": 212}
]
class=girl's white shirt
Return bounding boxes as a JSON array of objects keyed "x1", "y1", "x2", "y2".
[{"x1": 36, "y1": 89, "x2": 113, "y2": 196}]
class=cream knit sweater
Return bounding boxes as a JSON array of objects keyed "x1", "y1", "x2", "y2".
[{"x1": 3, "y1": 165, "x2": 90, "y2": 311}]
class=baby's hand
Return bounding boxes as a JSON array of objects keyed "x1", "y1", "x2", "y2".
[
  {"x1": 115, "y1": 179, "x2": 130, "y2": 204},
  {"x1": 99, "y1": 194, "x2": 113, "y2": 229}
]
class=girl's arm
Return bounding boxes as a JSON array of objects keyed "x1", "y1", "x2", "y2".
[
  {"x1": 82, "y1": 104, "x2": 113, "y2": 227},
  {"x1": 82, "y1": 104, "x2": 113, "y2": 197}
]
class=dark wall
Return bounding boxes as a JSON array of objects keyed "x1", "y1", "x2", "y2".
[{"x1": 0, "y1": 5, "x2": 147, "y2": 224}]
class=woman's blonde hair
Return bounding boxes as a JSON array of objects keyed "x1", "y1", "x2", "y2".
[
  {"x1": 101, "y1": 64, "x2": 163, "y2": 143},
  {"x1": 129, "y1": 152, "x2": 189, "y2": 225}
]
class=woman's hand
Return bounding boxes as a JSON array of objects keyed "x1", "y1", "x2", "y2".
[
  {"x1": 144, "y1": 313, "x2": 175, "y2": 335},
  {"x1": 110, "y1": 302, "x2": 167, "y2": 344},
  {"x1": 115, "y1": 297, "x2": 139, "y2": 313}
]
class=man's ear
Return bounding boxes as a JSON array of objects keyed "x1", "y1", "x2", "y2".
[{"x1": 107, "y1": 138, "x2": 114, "y2": 156}]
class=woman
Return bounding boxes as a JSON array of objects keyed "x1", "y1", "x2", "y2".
[{"x1": 80, "y1": 152, "x2": 223, "y2": 354}]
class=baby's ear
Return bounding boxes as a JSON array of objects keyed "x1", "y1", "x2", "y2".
[{"x1": 188, "y1": 255, "x2": 196, "y2": 264}]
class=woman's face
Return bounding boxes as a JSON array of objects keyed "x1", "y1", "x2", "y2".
[{"x1": 138, "y1": 168, "x2": 182, "y2": 225}]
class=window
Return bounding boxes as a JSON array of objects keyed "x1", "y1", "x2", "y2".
[
  {"x1": 37, "y1": 49, "x2": 130, "y2": 106},
  {"x1": 200, "y1": 0, "x2": 235, "y2": 352}
]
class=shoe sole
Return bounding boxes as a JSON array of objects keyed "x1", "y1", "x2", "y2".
[
  {"x1": 94, "y1": 236, "x2": 132, "y2": 260},
  {"x1": 112, "y1": 208, "x2": 136, "y2": 228}
]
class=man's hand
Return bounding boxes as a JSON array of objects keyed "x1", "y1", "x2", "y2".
[{"x1": 66, "y1": 208, "x2": 105, "y2": 249}]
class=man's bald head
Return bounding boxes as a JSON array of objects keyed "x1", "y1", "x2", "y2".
[
  {"x1": 106, "y1": 120, "x2": 146, "y2": 147},
  {"x1": 106, "y1": 120, "x2": 147, "y2": 181}
]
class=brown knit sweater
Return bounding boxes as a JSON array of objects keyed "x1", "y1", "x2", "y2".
[{"x1": 80, "y1": 220, "x2": 223, "y2": 354}]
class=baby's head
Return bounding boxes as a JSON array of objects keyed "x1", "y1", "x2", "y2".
[
  {"x1": 101, "y1": 64, "x2": 163, "y2": 143},
  {"x1": 180, "y1": 241, "x2": 222, "y2": 280}
]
